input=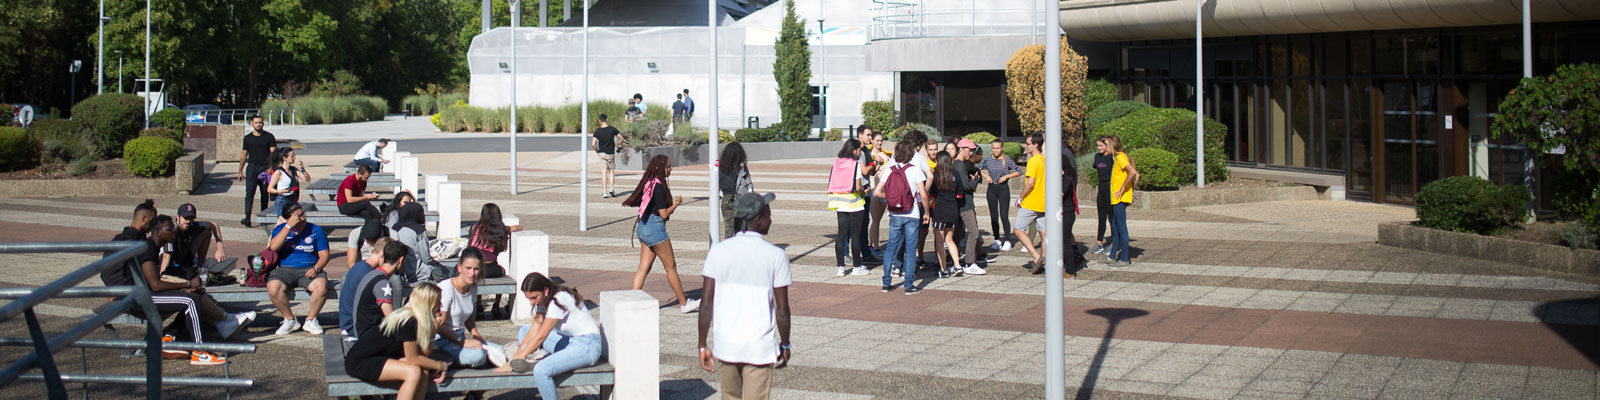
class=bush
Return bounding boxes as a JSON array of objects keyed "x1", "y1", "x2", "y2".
[
  {"x1": 288, "y1": 96, "x2": 388, "y2": 124},
  {"x1": 261, "y1": 100, "x2": 291, "y2": 124},
  {"x1": 1005, "y1": 37, "x2": 1090, "y2": 154},
  {"x1": 1086, "y1": 101, "x2": 1151, "y2": 135},
  {"x1": 1159, "y1": 115, "x2": 1231, "y2": 184},
  {"x1": 861, "y1": 100, "x2": 897, "y2": 132},
  {"x1": 735, "y1": 127, "x2": 778, "y2": 143},
  {"x1": 0, "y1": 127, "x2": 40, "y2": 171},
  {"x1": 1415, "y1": 176, "x2": 1530, "y2": 235},
  {"x1": 71, "y1": 93, "x2": 144, "y2": 159},
  {"x1": 965, "y1": 132, "x2": 997, "y2": 145},
  {"x1": 29, "y1": 119, "x2": 94, "y2": 164},
  {"x1": 1003, "y1": 141, "x2": 1023, "y2": 162},
  {"x1": 1084, "y1": 79, "x2": 1118, "y2": 113},
  {"x1": 822, "y1": 128, "x2": 844, "y2": 141},
  {"x1": 122, "y1": 136, "x2": 184, "y2": 177},
  {"x1": 1129, "y1": 148, "x2": 1180, "y2": 190},
  {"x1": 1492, "y1": 63, "x2": 1599, "y2": 173},
  {"x1": 150, "y1": 108, "x2": 186, "y2": 132},
  {"x1": 1077, "y1": 152, "x2": 1099, "y2": 187},
  {"x1": 888, "y1": 123, "x2": 941, "y2": 143},
  {"x1": 1549, "y1": 169, "x2": 1599, "y2": 224},
  {"x1": 718, "y1": 129, "x2": 734, "y2": 143},
  {"x1": 1096, "y1": 107, "x2": 1190, "y2": 151},
  {"x1": 403, "y1": 94, "x2": 436, "y2": 116},
  {"x1": 435, "y1": 93, "x2": 468, "y2": 112},
  {"x1": 140, "y1": 127, "x2": 183, "y2": 143},
  {"x1": 0, "y1": 103, "x2": 14, "y2": 126},
  {"x1": 1555, "y1": 223, "x2": 1598, "y2": 250}
]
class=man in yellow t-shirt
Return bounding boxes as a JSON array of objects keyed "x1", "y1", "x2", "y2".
[{"x1": 1012, "y1": 133, "x2": 1049, "y2": 268}]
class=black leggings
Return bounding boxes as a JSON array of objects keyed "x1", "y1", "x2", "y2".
[
  {"x1": 338, "y1": 200, "x2": 383, "y2": 224},
  {"x1": 835, "y1": 210, "x2": 868, "y2": 267},
  {"x1": 985, "y1": 184, "x2": 1012, "y2": 242},
  {"x1": 1096, "y1": 184, "x2": 1112, "y2": 243}
]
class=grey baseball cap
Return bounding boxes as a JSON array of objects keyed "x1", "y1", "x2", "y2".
[{"x1": 732, "y1": 192, "x2": 777, "y2": 221}]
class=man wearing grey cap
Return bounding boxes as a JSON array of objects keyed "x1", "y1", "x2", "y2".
[{"x1": 697, "y1": 192, "x2": 792, "y2": 400}]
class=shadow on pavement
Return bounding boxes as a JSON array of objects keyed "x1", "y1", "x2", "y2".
[
  {"x1": 1533, "y1": 295, "x2": 1600, "y2": 369},
  {"x1": 1077, "y1": 308, "x2": 1150, "y2": 400}
]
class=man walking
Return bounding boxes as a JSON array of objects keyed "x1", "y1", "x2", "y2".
[
  {"x1": 681, "y1": 89, "x2": 695, "y2": 121},
  {"x1": 238, "y1": 115, "x2": 276, "y2": 227},
  {"x1": 672, "y1": 94, "x2": 687, "y2": 123},
  {"x1": 351, "y1": 138, "x2": 390, "y2": 173},
  {"x1": 1012, "y1": 133, "x2": 1050, "y2": 270},
  {"x1": 697, "y1": 192, "x2": 792, "y2": 400},
  {"x1": 592, "y1": 114, "x2": 622, "y2": 198}
]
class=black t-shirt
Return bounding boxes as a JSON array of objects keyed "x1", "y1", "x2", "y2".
[
  {"x1": 345, "y1": 319, "x2": 417, "y2": 364},
  {"x1": 640, "y1": 183, "x2": 671, "y2": 222},
  {"x1": 354, "y1": 271, "x2": 394, "y2": 337},
  {"x1": 165, "y1": 221, "x2": 216, "y2": 280},
  {"x1": 102, "y1": 227, "x2": 150, "y2": 288},
  {"x1": 1094, "y1": 153, "x2": 1114, "y2": 184},
  {"x1": 242, "y1": 131, "x2": 277, "y2": 166},
  {"x1": 593, "y1": 127, "x2": 620, "y2": 154},
  {"x1": 930, "y1": 175, "x2": 961, "y2": 224}
]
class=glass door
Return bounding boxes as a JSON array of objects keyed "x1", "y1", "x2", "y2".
[{"x1": 1375, "y1": 80, "x2": 1441, "y2": 204}]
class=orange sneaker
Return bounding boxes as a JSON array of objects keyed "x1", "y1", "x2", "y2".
[
  {"x1": 160, "y1": 335, "x2": 187, "y2": 360},
  {"x1": 190, "y1": 350, "x2": 226, "y2": 366}
]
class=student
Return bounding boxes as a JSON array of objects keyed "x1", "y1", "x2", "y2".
[
  {"x1": 382, "y1": 191, "x2": 418, "y2": 235},
  {"x1": 434, "y1": 249, "x2": 490, "y2": 369},
  {"x1": 466, "y1": 203, "x2": 523, "y2": 317},
  {"x1": 346, "y1": 219, "x2": 389, "y2": 269},
  {"x1": 852, "y1": 126, "x2": 881, "y2": 261},
  {"x1": 1090, "y1": 138, "x2": 1115, "y2": 255},
  {"x1": 169, "y1": 203, "x2": 228, "y2": 280},
  {"x1": 828, "y1": 139, "x2": 870, "y2": 277},
  {"x1": 632, "y1": 93, "x2": 648, "y2": 117},
  {"x1": 1012, "y1": 133, "x2": 1050, "y2": 269},
  {"x1": 952, "y1": 139, "x2": 988, "y2": 275},
  {"x1": 867, "y1": 132, "x2": 891, "y2": 257},
  {"x1": 139, "y1": 215, "x2": 245, "y2": 365},
  {"x1": 928, "y1": 152, "x2": 965, "y2": 278},
  {"x1": 697, "y1": 192, "x2": 792, "y2": 400},
  {"x1": 393, "y1": 202, "x2": 445, "y2": 304},
  {"x1": 622, "y1": 155, "x2": 700, "y2": 312},
  {"x1": 672, "y1": 94, "x2": 686, "y2": 123},
  {"x1": 681, "y1": 89, "x2": 694, "y2": 119},
  {"x1": 268, "y1": 202, "x2": 332, "y2": 335},
  {"x1": 343, "y1": 284, "x2": 449, "y2": 400},
  {"x1": 503, "y1": 273, "x2": 604, "y2": 400},
  {"x1": 337, "y1": 166, "x2": 384, "y2": 225},
  {"x1": 875, "y1": 140, "x2": 931, "y2": 294},
  {"x1": 266, "y1": 147, "x2": 309, "y2": 224},
  {"x1": 592, "y1": 114, "x2": 622, "y2": 198},
  {"x1": 717, "y1": 142, "x2": 753, "y2": 240},
  {"x1": 979, "y1": 140, "x2": 1022, "y2": 252},
  {"x1": 238, "y1": 115, "x2": 276, "y2": 227},
  {"x1": 350, "y1": 241, "x2": 406, "y2": 338},
  {"x1": 352, "y1": 138, "x2": 391, "y2": 173},
  {"x1": 339, "y1": 237, "x2": 394, "y2": 337},
  {"x1": 1103, "y1": 135, "x2": 1139, "y2": 268}
]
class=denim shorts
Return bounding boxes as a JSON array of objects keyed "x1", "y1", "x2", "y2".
[{"x1": 636, "y1": 214, "x2": 669, "y2": 247}]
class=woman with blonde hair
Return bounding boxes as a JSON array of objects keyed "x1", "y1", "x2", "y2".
[
  {"x1": 1101, "y1": 135, "x2": 1139, "y2": 268},
  {"x1": 343, "y1": 284, "x2": 449, "y2": 400}
]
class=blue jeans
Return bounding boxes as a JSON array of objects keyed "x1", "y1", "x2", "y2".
[
  {"x1": 352, "y1": 158, "x2": 382, "y2": 173},
  {"x1": 515, "y1": 325, "x2": 605, "y2": 400},
  {"x1": 433, "y1": 328, "x2": 488, "y2": 368},
  {"x1": 1107, "y1": 203, "x2": 1130, "y2": 262},
  {"x1": 883, "y1": 216, "x2": 920, "y2": 290}
]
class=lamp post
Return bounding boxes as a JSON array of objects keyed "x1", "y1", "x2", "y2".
[
  {"x1": 143, "y1": 0, "x2": 151, "y2": 128},
  {"x1": 1195, "y1": 0, "x2": 1205, "y2": 187},
  {"x1": 707, "y1": 0, "x2": 721, "y2": 242},
  {"x1": 115, "y1": 51, "x2": 124, "y2": 93},
  {"x1": 509, "y1": 0, "x2": 521, "y2": 195},
  {"x1": 580, "y1": 0, "x2": 590, "y2": 231},
  {"x1": 1042, "y1": 0, "x2": 1065, "y2": 398},
  {"x1": 818, "y1": 18, "x2": 826, "y2": 133},
  {"x1": 98, "y1": 0, "x2": 106, "y2": 94}
]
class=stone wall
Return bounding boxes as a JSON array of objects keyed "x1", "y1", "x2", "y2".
[
  {"x1": 175, "y1": 150, "x2": 205, "y2": 194},
  {"x1": 1378, "y1": 222, "x2": 1600, "y2": 278}
]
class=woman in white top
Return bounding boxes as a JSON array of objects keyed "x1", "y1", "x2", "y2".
[
  {"x1": 434, "y1": 248, "x2": 489, "y2": 369},
  {"x1": 267, "y1": 148, "x2": 310, "y2": 224},
  {"x1": 502, "y1": 273, "x2": 604, "y2": 400}
]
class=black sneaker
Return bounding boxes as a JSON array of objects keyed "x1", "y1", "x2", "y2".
[
  {"x1": 239, "y1": 218, "x2": 252, "y2": 227},
  {"x1": 881, "y1": 285, "x2": 892, "y2": 293},
  {"x1": 905, "y1": 287, "x2": 921, "y2": 295}
]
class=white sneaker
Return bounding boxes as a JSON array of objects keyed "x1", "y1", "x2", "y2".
[
  {"x1": 1018, "y1": 244, "x2": 1030, "y2": 254},
  {"x1": 275, "y1": 319, "x2": 301, "y2": 335},
  {"x1": 963, "y1": 264, "x2": 988, "y2": 276},
  {"x1": 1001, "y1": 241, "x2": 1013, "y2": 252},
  {"x1": 680, "y1": 298, "x2": 701, "y2": 314},
  {"x1": 215, "y1": 318, "x2": 240, "y2": 340},
  {"x1": 850, "y1": 266, "x2": 870, "y2": 276},
  {"x1": 303, "y1": 320, "x2": 325, "y2": 335},
  {"x1": 239, "y1": 311, "x2": 257, "y2": 327},
  {"x1": 836, "y1": 266, "x2": 848, "y2": 277}
]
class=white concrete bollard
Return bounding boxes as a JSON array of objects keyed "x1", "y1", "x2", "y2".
[
  {"x1": 600, "y1": 290, "x2": 661, "y2": 400},
  {"x1": 399, "y1": 156, "x2": 420, "y2": 195},
  {"x1": 438, "y1": 182, "x2": 462, "y2": 240},
  {"x1": 424, "y1": 175, "x2": 448, "y2": 212},
  {"x1": 508, "y1": 229, "x2": 549, "y2": 325},
  {"x1": 381, "y1": 143, "x2": 399, "y2": 166}
]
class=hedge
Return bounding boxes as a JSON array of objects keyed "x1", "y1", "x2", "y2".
[
  {"x1": 1129, "y1": 148, "x2": 1180, "y2": 190},
  {"x1": 123, "y1": 136, "x2": 184, "y2": 177},
  {"x1": 71, "y1": 93, "x2": 145, "y2": 159},
  {"x1": 822, "y1": 128, "x2": 844, "y2": 141},
  {"x1": 964, "y1": 132, "x2": 997, "y2": 145},
  {"x1": 1415, "y1": 176, "x2": 1529, "y2": 235},
  {"x1": 140, "y1": 127, "x2": 183, "y2": 143},
  {"x1": 0, "y1": 127, "x2": 39, "y2": 171},
  {"x1": 402, "y1": 94, "x2": 436, "y2": 116},
  {"x1": 735, "y1": 127, "x2": 779, "y2": 143},
  {"x1": 1084, "y1": 79, "x2": 1118, "y2": 113},
  {"x1": 150, "y1": 108, "x2": 187, "y2": 132},
  {"x1": 1159, "y1": 114, "x2": 1231, "y2": 184},
  {"x1": 1086, "y1": 100, "x2": 1151, "y2": 135},
  {"x1": 289, "y1": 96, "x2": 388, "y2": 124},
  {"x1": 888, "y1": 123, "x2": 941, "y2": 143},
  {"x1": 1095, "y1": 107, "x2": 1190, "y2": 150},
  {"x1": 1077, "y1": 152, "x2": 1098, "y2": 186},
  {"x1": 0, "y1": 104, "x2": 14, "y2": 126},
  {"x1": 434, "y1": 101, "x2": 669, "y2": 133},
  {"x1": 861, "y1": 100, "x2": 897, "y2": 133},
  {"x1": 29, "y1": 119, "x2": 94, "y2": 164}
]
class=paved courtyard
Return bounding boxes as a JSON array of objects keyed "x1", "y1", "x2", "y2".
[{"x1": 0, "y1": 138, "x2": 1596, "y2": 399}]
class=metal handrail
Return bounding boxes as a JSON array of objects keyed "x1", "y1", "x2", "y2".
[
  {"x1": 0, "y1": 241, "x2": 144, "y2": 322},
  {"x1": 870, "y1": 1, "x2": 1044, "y2": 40}
]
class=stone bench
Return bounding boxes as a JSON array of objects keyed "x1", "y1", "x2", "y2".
[
  {"x1": 321, "y1": 334, "x2": 614, "y2": 397},
  {"x1": 303, "y1": 178, "x2": 405, "y2": 201},
  {"x1": 253, "y1": 209, "x2": 438, "y2": 233}
]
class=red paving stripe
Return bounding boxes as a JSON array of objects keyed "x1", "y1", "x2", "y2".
[{"x1": 549, "y1": 267, "x2": 1600, "y2": 372}]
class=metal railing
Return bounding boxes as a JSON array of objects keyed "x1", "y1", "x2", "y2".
[
  {"x1": 0, "y1": 241, "x2": 255, "y2": 399},
  {"x1": 870, "y1": 0, "x2": 1045, "y2": 40},
  {"x1": 181, "y1": 108, "x2": 295, "y2": 126}
]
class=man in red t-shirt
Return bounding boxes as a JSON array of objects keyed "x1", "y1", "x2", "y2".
[{"x1": 337, "y1": 166, "x2": 382, "y2": 224}]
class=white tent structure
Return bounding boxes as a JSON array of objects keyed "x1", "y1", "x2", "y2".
[{"x1": 466, "y1": 0, "x2": 892, "y2": 132}]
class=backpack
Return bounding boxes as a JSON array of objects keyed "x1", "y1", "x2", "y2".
[
  {"x1": 884, "y1": 164, "x2": 916, "y2": 214},
  {"x1": 243, "y1": 249, "x2": 279, "y2": 288}
]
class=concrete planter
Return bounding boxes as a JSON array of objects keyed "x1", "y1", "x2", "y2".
[
  {"x1": 0, "y1": 150, "x2": 205, "y2": 197},
  {"x1": 617, "y1": 140, "x2": 845, "y2": 171},
  {"x1": 1064, "y1": 183, "x2": 1319, "y2": 210},
  {"x1": 1378, "y1": 222, "x2": 1600, "y2": 278}
]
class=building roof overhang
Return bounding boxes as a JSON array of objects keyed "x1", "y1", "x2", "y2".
[{"x1": 1059, "y1": 0, "x2": 1600, "y2": 41}]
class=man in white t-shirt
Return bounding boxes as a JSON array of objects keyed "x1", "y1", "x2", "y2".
[
  {"x1": 352, "y1": 138, "x2": 390, "y2": 173},
  {"x1": 697, "y1": 192, "x2": 792, "y2": 400},
  {"x1": 874, "y1": 143, "x2": 931, "y2": 294}
]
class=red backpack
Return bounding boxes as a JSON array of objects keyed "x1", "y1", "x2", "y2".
[{"x1": 883, "y1": 164, "x2": 916, "y2": 214}]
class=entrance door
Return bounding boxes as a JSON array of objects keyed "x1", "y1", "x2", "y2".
[{"x1": 1374, "y1": 80, "x2": 1442, "y2": 204}]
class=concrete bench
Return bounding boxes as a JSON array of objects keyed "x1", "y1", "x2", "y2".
[
  {"x1": 303, "y1": 178, "x2": 407, "y2": 201},
  {"x1": 321, "y1": 334, "x2": 614, "y2": 398},
  {"x1": 253, "y1": 209, "x2": 438, "y2": 233},
  {"x1": 101, "y1": 276, "x2": 514, "y2": 328}
]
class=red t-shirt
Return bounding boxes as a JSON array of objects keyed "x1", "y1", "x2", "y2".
[{"x1": 337, "y1": 174, "x2": 366, "y2": 205}]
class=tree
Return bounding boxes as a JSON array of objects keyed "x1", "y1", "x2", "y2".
[
  {"x1": 1493, "y1": 63, "x2": 1600, "y2": 172},
  {"x1": 772, "y1": 0, "x2": 812, "y2": 141},
  {"x1": 1005, "y1": 37, "x2": 1089, "y2": 154}
]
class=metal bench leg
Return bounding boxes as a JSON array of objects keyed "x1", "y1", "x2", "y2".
[
  {"x1": 598, "y1": 384, "x2": 613, "y2": 400},
  {"x1": 102, "y1": 324, "x2": 141, "y2": 358}
]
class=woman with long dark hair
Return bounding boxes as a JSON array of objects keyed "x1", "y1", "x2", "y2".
[
  {"x1": 502, "y1": 273, "x2": 603, "y2": 400},
  {"x1": 266, "y1": 147, "x2": 309, "y2": 224},
  {"x1": 717, "y1": 142, "x2": 753, "y2": 239},
  {"x1": 467, "y1": 203, "x2": 523, "y2": 317},
  {"x1": 828, "y1": 139, "x2": 870, "y2": 277},
  {"x1": 867, "y1": 132, "x2": 891, "y2": 256},
  {"x1": 621, "y1": 155, "x2": 699, "y2": 312},
  {"x1": 927, "y1": 151, "x2": 965, "y2": 278},
  {"x1": 382, "y1": 191, "x2": 417, "y2": 235}
]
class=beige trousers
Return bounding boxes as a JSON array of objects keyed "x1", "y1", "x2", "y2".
[{"x1": 717, "y1": 362, "x2": 774, "y2": 400}]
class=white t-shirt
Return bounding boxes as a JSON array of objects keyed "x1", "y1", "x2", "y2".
[
  {"x1": 436, "y1": 279, "x2": 477, "y2": 333},
  {"x1": 354, "y1": 141, "x2": 382, "y2": 161},
  {"x1": 347, "y1": 226, "x2": 376, "y2": 261},
  {"x1": 701, "y1": 231, "x2": 792, "y2": 365},
  {"x1": 886, "y1": 161, "x2": 926, "y2": 219},
  {"x1": 539, "y1": 291, "x2": 599, "y2": 337}
]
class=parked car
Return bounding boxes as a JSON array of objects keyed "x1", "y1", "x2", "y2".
[{"x1": 182, "y1": 104, "x2": 232, "y2": 124}]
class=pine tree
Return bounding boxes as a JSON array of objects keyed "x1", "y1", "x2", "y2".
[{"x1": 772, "y1": 0, "x2": 812, "y2": 141}]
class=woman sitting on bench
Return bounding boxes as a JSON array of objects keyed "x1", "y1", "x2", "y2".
[
  {"x1": 501, "y1": 273, "x2": 605, "y2": 400},
  {"x1": 344, "y1": 283, "x2": 449, "y2": 400}
]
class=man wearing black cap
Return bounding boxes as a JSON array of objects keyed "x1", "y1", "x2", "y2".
[
  {"x1": 697, "y1": 192, "x2": 792, "y2": 400},
  {"x1": 170, "y1": 203, "x2": 227, "y2": 282}
]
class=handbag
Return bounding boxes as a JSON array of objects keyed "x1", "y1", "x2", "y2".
[{"x1": 243, "y1": 249, "x2": 279, "y2": 288}]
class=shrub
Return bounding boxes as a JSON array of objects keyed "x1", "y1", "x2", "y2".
[
  {"x1": 617, "y1": 120, "x2": 703, "y2": 163},
  {"x1": 150, "y1": 107, "x2": 187, "y2": 132},
  {"x1": 1003, "y1": 141, "x2": 1022, "y2": 162},
  {"x1": 1077, "y1": 152, "x2": 1099, "y2": 187},
  {"x1": 140, "y1": 127, "x2": 183, "y2": 143},
  {"x1": 861, "y1": 100, "x2": 897, "y2": 132},
  {"x1": 965, "y1": 132, "x2": 997, "y2": 145},
  {"x1": 1096, "y1": 107, "x2": 1190, "y2": 151},
  {"x1": 1086, "y1": 100, "x2": 1151, "y2": 134},
  {"x1": 71, "y1": 93, "x2": 144, "y2": 159},
  {"x1": 0, "y1": 103, "x2": 14, "y2": 126},
  {"x1": 1586, "y1": 200, "x2": 1600, "y2": 234},
  {"x1": 30, "y1": 119, "x2": 94, "y2": 164},
  {"x1": 1492, "y1": 63, "x2": 1599, "y2": 173},
  {"x1": 888, "y1": 123, "x2": 941, "y2": 143},
  {"x1": 822, "y1": 128, "x2": 844, "y2": 141},
  {"x1": 1548, "y1": 169, "x2": 1599, "y2": 224},
  {"x1": 403, "y1": 94, "x2": 436, "y2": 116},
  {"x1": 1159, "y1": 114, "x2": 1231, "y2": 184},
  {"x1": 1129, "y1": 148, "x2": 1180, "y2": 190},
  {"x1": 261, "y1": 100, "x2": 291, "y2": 124},
  {"x1": 0, "y1": 127, "x2": 40, "y2": 171},
  {"x1": 1415, "y1": 176, "x2": 1530, "y2": 235},
  {"x1": 735, "y1": 127, "x2": 778, "y2": 143},
  {"x1": 288, "y1": 96, "x2": 387, "y2": 124},
  {"x1": 1555, "y1": 223, "x2": 1598, "y2": 250},
  {"x1": 1005, "y1": 37, "x2": 1090, "y2": 154},
  {"x1": 435, "y1": 93, "x2": 468, "y2": 112},
  {"x1": 430, "y1": 113, "x2": 445, "y2": 131},
  {"x1": 122, "y1": 136, "x2": 184, "y2": 177},
  {"x1": 349, "y1": 96, "x2": 388, "y2": 121},
  {"x1": 718, "y1": 129, "x2": 734, "y2": 143},
  {"x1": 1084, "y1": 79, "x2": 1118, "y2": 113}
]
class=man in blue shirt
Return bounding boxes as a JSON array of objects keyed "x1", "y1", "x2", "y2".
[
  {"x1": 267, "y1": 202, "x2": 331, "y2": 335},
  {"x1": 681, "y1": 89, "x2": 695, "y2": 120}
]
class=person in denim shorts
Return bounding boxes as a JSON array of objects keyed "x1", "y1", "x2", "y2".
[{"x1": 621, "y1": 155, "x2": 700, "y2": 313}]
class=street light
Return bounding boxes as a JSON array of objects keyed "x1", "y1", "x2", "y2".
[
  {"x1": 98, "y1": 0, "x2": 107, "y2": 94},
  {"x1": 70, "y1": 60, "x2": 83, "y2": 106},
  {"x1": 115, "y1": 51, "x2": 124, "y2": 93},
  {"x1": 509, "y1": 0, "x2": 521, "y2": 195}
]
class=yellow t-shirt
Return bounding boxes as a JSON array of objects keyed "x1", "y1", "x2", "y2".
[
  {"x1": 1110, "y1": 152, "x2": 1133, "y2": 204},
  {"x1": 1020, "y1": 154, "x2": 1047, "y2": 212}
]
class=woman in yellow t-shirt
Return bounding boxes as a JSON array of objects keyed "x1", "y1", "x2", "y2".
[{"x1": 1104, "y1": 135, "x2": 1139, "y2": 268}]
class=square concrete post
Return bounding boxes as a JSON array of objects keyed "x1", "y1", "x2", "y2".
[
  {"x1": 599, "y1": 290, "x2": 660, "y2": 399},
  {"x1": 399, "y1": 156, "x2": 421, "y2": 195},
  {"x1": 425, "y1": 175, "x2": 448, "y2": 212},
  {"x1": 438, "y1": 182, "x2": 462, "y2": 240},
  {"x1": 381, "y1": 143, "x2": 399, "y2": 167},
  {"x1": 508, "y1": 230, "x2": 549, "y2": 325}
]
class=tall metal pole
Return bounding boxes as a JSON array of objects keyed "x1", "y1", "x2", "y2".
[
  {"x1": 818, "y1": 18, "x2": 826, "y2": 132},
  {"x1": 510, "y1": 1, "x2": 521, "y2": 195},
  {"x1": 117, "y1": 53, "x2": 124, "y2": 93},
  {"x1": 1042, "y1": 0, "x2": 1065, "y2": 398},
  {"x1": 580, "y1": 0, "x2": 590, "y2": 231},
  {"x1": 482, "y1": 0, "x2": 492, "y2": 33},
  {"x1": 1195, "y1": 0, "x2": 1205, "y2": 187},
  {"x1": 707, "y1": 0, "x2": 722, "y2": 243},
  {"x1": 540, "y1": 0, "x2": 548, "y2": 27},
  {"x1": 143, "y1": 0, "x2": 150, "y2": 128},
  {"x1": 97, "y1": 0, "x2": 104, "y2": 94},
  {"x1": 1521, "y1": 0, "x2": 1536, "y2": 220},
  {"x1": 564, "y1": 0, "x2": 570, "y2": 23}
]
